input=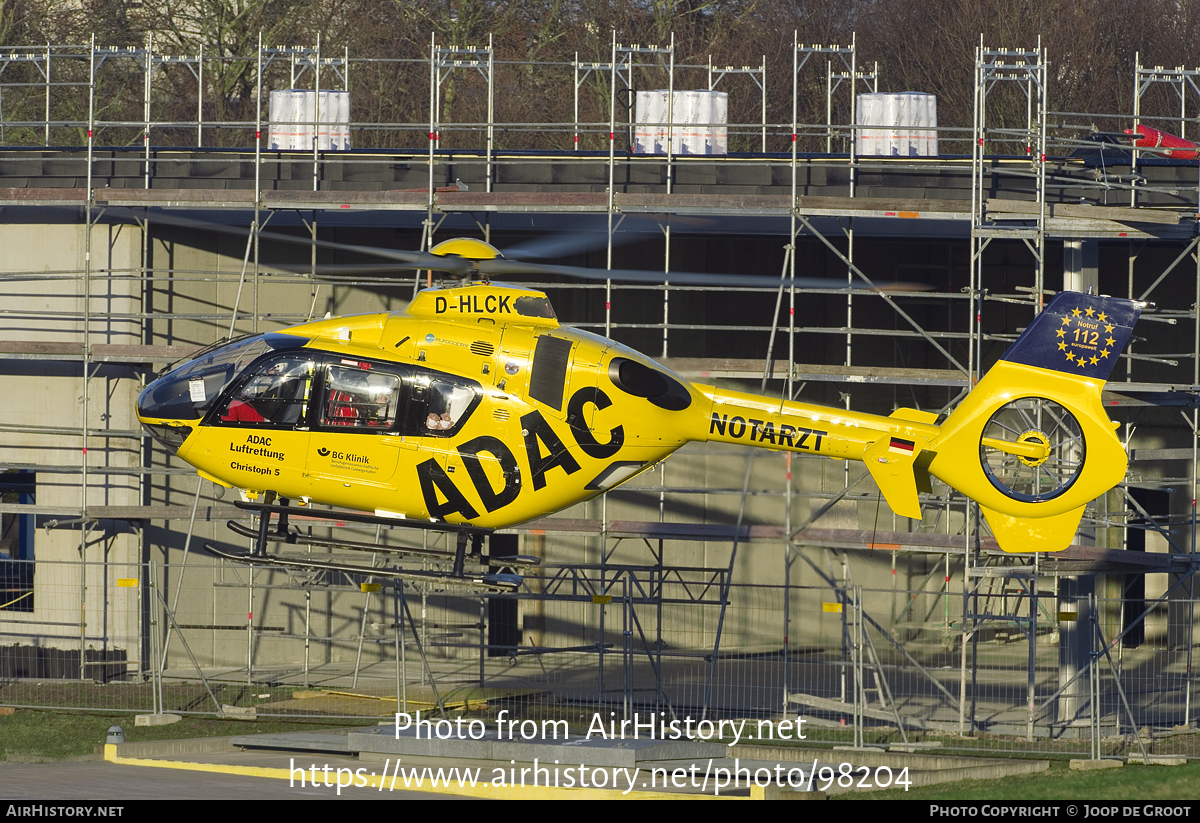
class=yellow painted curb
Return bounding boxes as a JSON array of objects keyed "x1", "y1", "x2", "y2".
[{"x1": 103, "y1": 745, "x2": 737, "y2": 799}]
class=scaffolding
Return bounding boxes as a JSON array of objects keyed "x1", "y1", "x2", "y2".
[{"x1": 0, "y1": 33, "x2": 1196, "y2": 750}]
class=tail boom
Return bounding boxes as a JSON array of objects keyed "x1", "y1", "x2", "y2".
[
  {"x1": 688, "y1": 292, "x2": 1140, "y2": 552},
  {"x1": 695, "y1": 386, "x2": 940, "y2": 519}
]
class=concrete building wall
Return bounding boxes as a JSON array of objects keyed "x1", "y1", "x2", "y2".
[{"x1": 0, "y1": 221, "x2": 143, "y2": 664}]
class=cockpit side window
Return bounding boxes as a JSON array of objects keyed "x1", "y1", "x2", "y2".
[
  {"x1": 319, "y1": 364, "x2": 403, "y2": 430},
  {"x1": 400, "y1": 371, "x2": 481, "y2": 437},
  {"x1": 215, "y1": 355, "x2": 315, "y2": 427},
  {"x1": 427, "y1": 380, "x2": 476, "y2": 430}
]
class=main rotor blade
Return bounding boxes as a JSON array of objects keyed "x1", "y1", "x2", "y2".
[
  {"x1": 109, "y1": 209, "x2": 929, "y2": 290},
  {"x1": 499, "y1": 215, "x2": 720, "y2": 260},
  {"x1": 108, "y1": 209, "x2": 476, "y2": 277},
  {"x1": 476, "y1": 258, "x2": 924, "y2": 291},
  {"x1": 500, "y1": 231, "x2": 613, "y2": 261},
  {"x1": 268, "y1": 262, "x2": 422, "y2": 277}
]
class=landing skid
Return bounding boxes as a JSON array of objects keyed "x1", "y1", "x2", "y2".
[
  {"x1": 208, "y1": 497, "x2": 530, "y2": 592},
  {"x1": 233, "y1": 499, "x2": 493, "y2": 538},
  {"x1": 203, "y1": 542, "x2": 522, "y2": 592},
  {"x1": 223, "y1": 520, "x2": 540, "y2": 570}
]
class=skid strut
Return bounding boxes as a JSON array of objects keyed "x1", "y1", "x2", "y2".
[
  {"x1": 220, "y1": 499, "x2": 529, "y2": 592},
  {"x1": 252, "y1": 492, "x2": 276, "y2": 556}
]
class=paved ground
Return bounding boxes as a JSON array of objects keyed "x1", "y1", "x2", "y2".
[
  {"x1": 0, "y1": 752, "x2": 466, "y2": 800},
  {"x1": 0, "y1": 725, "x2": 1051, "y2": 802}
]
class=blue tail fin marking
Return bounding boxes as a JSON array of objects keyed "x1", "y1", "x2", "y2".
[{"x1": 1001, "y1": 292, "x2": 1143, "y2": 382}]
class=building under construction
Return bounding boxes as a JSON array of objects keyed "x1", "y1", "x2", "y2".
[{"x1": 0, "y1": 34, "x2": 1198, "y2": 755}]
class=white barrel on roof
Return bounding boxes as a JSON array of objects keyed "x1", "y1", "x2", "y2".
[
  {"x1": 634, "y1": 90, "x2": 728, "y2": 156},
  {"x1": 314, "y1": 90, "x2": 331, "y2": 151},
  {"x1": 709, "y1": 91, "x2": 728, "y2": 155},
  {"x1": 634, "y1": 90, "x2": 669, "y2": 154},
  {"x1": 681, "y1": 90, "x2": 706, "y2": 155},
  {"x1": 268, "y1": 89, "x2": 351, "y2": 151},
  {"x1": 855, "y1": 92, "x2": 938, "y2": 157},
  {"x1": 333, "y1": 90, "x2": 351, "y2": 150},
  {"x1": 268, "y1": 89, "x2": 309, "y2": 150}
]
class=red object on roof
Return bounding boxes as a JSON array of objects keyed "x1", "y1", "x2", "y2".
[{"x1": 1124, "y1": 124, "x2": 1199, "y2": 159}]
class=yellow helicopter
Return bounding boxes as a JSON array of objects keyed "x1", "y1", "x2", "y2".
[{"x1": 135, "y1": 235, "x2": 1143, "y2": 590}]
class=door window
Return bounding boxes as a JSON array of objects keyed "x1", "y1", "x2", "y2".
[
  {"x1": 400, "y1": 371, "x2": 481, "y2": 437},
  {"x1": 216, "y1": 355, "x2": 314, "y2": 427},
  {"x1": 320, "y1": 364, "x2": 403, "y2": 429}
]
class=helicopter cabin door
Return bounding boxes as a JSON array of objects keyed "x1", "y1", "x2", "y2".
[
  {"x1": 306, "y1": 358, "x2": 406, "y2": 500},
  {"x1": 206, "y1": 351, "x2": 317, "y2": 498},
  {"x1": 563, "y1": 335, "x2": 605, "y2": 431},
  {"x1": 496, "y1": 325, "x2": 579, "y2": 424},
  {"x1": 399, "y1": 368, "x2": 499, "y2": 521}
]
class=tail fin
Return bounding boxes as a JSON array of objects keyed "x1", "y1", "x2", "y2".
[{"x1": 928, "y1": 292, "x2": 1143, "y2": 552}]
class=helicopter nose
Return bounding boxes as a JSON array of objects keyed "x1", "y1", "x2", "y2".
[
  {"x1": 137, "y1": 374, "x2": 206, "y2": 422},
  {"x1": 137, "y1": 377, "x2": 194, "y2": 451},
  {"x1": 140, "y1": 422, "x2": 192, "y2": 455}
]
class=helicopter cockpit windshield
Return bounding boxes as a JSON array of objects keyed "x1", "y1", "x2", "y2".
[
  {"x1": 137, "y1": 333, "x2": 311, "y2": 422},
  {"x1": 139, "y1": 335, "x2": 265, "y2": 421}
]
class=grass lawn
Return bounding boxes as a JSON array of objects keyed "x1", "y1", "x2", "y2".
[
  {"x1": 845, "y1": 760, "x2": 1200, "y2": 801},
  {"x1": 0, "y1": 708, "x2": 368, "y2": 762}
]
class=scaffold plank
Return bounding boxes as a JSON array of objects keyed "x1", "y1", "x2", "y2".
[
  {"x1": 797, "y1": 195, "x2": 973, "y2": 219},
  {"x1": 263, "y1": 189, "x2": 427, "y2": 210},
  {"x1": 617, "y1": 193, "x2": 792, "y2": 215},
  {"x1": 663, "y1": 358, "x2": 969, "y2": 385},
  {"x1": 661, "y1": 357, "x2": 792, "y2": 380},
  {"x1": 438, "y1": 191, "x2": 608, "y2": 211},
  {"x1": 0, "y1": 342, "x2": 195, "y2": 363},
  {"x1": 93, "y1": 343, "x2": 194, "y2": 363},
  {"x1": 95, "y1": 188, "x2": 256, "y2": 208},
  {"x1": 986, "y1": 198, "x2": 1184, "y2": 225},
  {"x1": 791, "y1": 527, "x2": 1181, "y2": 572},
  {"x1": 0, "y1": 186, "x2": 87, "y2": 205},
  {"x1": 1041, "y1": 217, "x2": 1194, "y2": 239},
  {"x1": 790, "y1": 363, "x2": 968, "y2": 386},
  {"x1": 0, "y1": 501, "x2": 1182, "y2": 572}
]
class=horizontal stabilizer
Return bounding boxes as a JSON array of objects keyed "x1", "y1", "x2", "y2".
[{"x1": 889, "y1": 407, "x2": 940, "y2": 425}]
